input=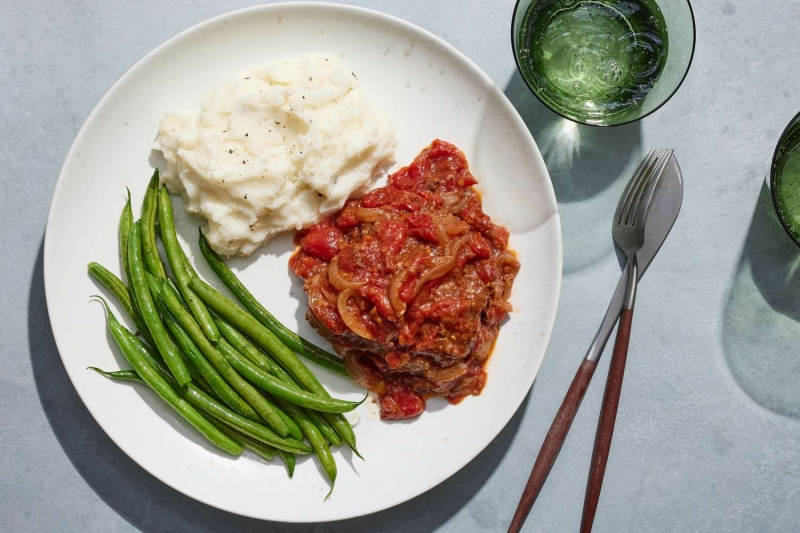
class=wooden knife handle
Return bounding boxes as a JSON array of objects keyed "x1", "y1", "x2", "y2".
[
  {"x1": 507, "y1": 358, "x2": 598, "y2": 533},
  {"x1": 580, "y1": 307, "x2": 634, "y2": 533}
]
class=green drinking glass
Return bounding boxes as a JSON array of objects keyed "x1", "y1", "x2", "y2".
[
  {"x1": 771, "y1": 111, "x2": 800, "y2": 247},
  {"x1": 511, "y1": 0, "x2": 695, "y2": 126}
]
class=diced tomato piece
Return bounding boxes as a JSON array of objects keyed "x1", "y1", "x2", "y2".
[
  {"x1": 485, "y1": 300, "x2": 512, "y2": 324},
  {"x1": 311, "y1": 300, "x2": 348, "y2": 335},
  {"x1": 380, "y1": 383, "x2": 425, "y2": 420},
  {"x1": 361, "y1": 188, "x2": 393, "y2": 208},
  {"x1": 300, "y1": 221, "x2": 343, "y2": 262},
  {"x1": 406, "y1": 214, "x2": 438, "y2": 243},
  {"x1": 485, "y1": 223, "x2": 510, "y2": 249},
  {"x1": 460, "y1": 197, "x2": 487, "y2": 226},
  {"x1": 361, "y1": 187, "x2": 423, "y2": 211},
  {"x1": 468, "y1": 233, "x2": 492, "y2": 260},
  {"x1": 336, "y1": 205, "x2": 359, "y2": 228},
  {"x1": 425, "y1": 139, "x2": 464, "y2": 161},
  {"x1": 374, "y1": 218, "x2": 408, "y2": 254},
  {"x1": 453, "y1": 168, "x2": 478, "y2": 188},
  {"x1": 288, "y1": 253, "x2": 324, "y2": 280},
  {"x1": 389, "y1": 167, "x2": 423, "y2": 190},
  {"x1": 475, "y1": 259, "x2": 497, "y2": 283},
  {"x1": 335, "y1": 246, "x2": 366, "y2": 276},
  {"x1": 360, "y1": 284, "x2": 396, "y2": 321}
]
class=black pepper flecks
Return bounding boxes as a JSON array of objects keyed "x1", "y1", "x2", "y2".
[
  {"x1": 245, "y1": 133, "x2": 249, "y2": 137},
  {"x1": 228, "y1": 149, "x2": 233, "y2": 154}
]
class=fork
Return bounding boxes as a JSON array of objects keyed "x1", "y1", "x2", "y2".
[
  {"x1": 507, "y1": 149, "x2": 674, "y2": 533},
  {"x1": 580, "y1": 148, "x2": 674, "y2": 532}
]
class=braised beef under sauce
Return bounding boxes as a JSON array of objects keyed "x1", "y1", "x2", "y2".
[{"x1": 289, "y1": 140, "x2": 520, "y2": 420}]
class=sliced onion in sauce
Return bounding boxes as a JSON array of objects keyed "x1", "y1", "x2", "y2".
[
  {"x1": 472, "y1": 337, "x2": 493, "y2": 362},
  {"x1": 440, "y1": 191, "x2": 461, "y2": 205},
  {"x1": 353, "y1": 208, "x2": 385, "y2": 223},
  {"x1": 412, "y1": 235, "x2": 470, "y2": 297},
  {"x1": 337, "y1": 289, "x2": 374, "y2": 340},
  {"x1": 388, "y1": 266, "x2": 410, "y2": 317},
  {"x1": 441, "y1": 190, "x2": 469, "y2": 214},
  {"x1": 344, "y1": 353, "x2": 387, "y2": 395},
  {"x1": 425, "y1": 362, "x2": 468, "y2": 383},
  {"x1": 328, "y1": 257, "x2": 366, "y2": 292},
  {"x1": 431, "y1": 214, "x2": 449, "y2": 248}
]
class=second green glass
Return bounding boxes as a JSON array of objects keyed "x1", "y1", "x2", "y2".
[
  {"x1": 771, "y1": 111, "x2": 800, "y2": 247},
  {"x1": 512, "y1": 0, "x2": 695, "y2": 126}
]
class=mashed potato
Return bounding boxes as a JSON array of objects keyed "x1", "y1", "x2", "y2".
[{"x1": 154, "y1": 54, "x2": 396, "y2": 256}]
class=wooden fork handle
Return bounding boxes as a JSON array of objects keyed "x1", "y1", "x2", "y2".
[
  {"x1": 507, "y1": 358, "x2": 598, "y2": 533},
  {"x1": 580, "y1": 307, "x2": 635, "y2": 533}
]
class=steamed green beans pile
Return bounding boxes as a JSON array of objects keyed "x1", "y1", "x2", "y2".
[{"x1": 87, "y1": 171, "x2": 361, "y2": 496}]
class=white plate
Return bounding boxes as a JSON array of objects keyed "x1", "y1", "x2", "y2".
[{"x1": 44, "y1": 2, "x2": 561, "y2": 522}]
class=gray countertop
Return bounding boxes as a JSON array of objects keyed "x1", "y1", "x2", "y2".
[{"x1": 3, "y1": 0, "x2": 799, "y2": 531}]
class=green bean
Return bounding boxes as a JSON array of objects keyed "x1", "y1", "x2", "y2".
[
  {"x1": 89, "y1": 367, "x2": 143, "y2": 383},
  {"x1": 184, "y1": 385, "x2": 311, "y2": 454},
  {"x1": 90, "y1": 334, "x2": 309, "y2": 454},
  {"x1": 218, "y1": 340, "x2": 362, "y2": 414},
  {"x1": 191, "y1": 277, "x2": 362, "y2": 455},
  {"x1": 324, "y1": 412, "x2": 361, "y2": 458},
  {"x1": 280, "y1": 401, "x2": 336, "y2": 497},
  {"x1": 119, "y1": 189, "x2": 133, "y2": 283},
  {"x1": 276, "y1": 450, "x2": 295, "y2": 478},
  {"x1": 190, "y1": 277, "x2": 327, "y2": 394},
  {"x1": 253, "y1": 353, "x2": 345, "y2": 447},
  {"x1": 158, "y1": 188, "x2": 219, "y2": 341},
  {"x1": 93, "y1": 296, "x2": 241, "y2": 455},
  {"x1": 141, "y1": 172, "x2": 167, "y2": 279},
  {"x1": 214, "y1": 339, "x2": 303, "y2": 439},
  {"x1": 160, "y1": 279, "x2": 292, "y2": 437},
  {"x1": 212, "y1": 311, "x2": 273, "y2": 372},
  {"x1": 238, "y1": 348, "x2": 343, "y2": 446},
  {"x1": 214, "y1": 313, "x2": 344, "y2": 445},
  {"x1": 151, "y1": 286, "x2": 260, "y2": 421},
  {"x1": 141, "y1": 276, "x2": 223, "y2": 396},
  {"x1": 304, "y1": 409, "x2": 342, "y2": 446},
  {"x1": 92, "y1": 367, "x2": 288, "y2": 461},
  {"x1": 123, "y1": 305, "x2": 213, "y2": 394},
  {"x1": 119, "y1": 323, "x2": 176, "y2": 383},
  {"x1": 128, "y1": 222, "x2": 191, "y2": 385},
  {"x1": 228, "y1": 426, "x2": 277, "y2": 462},
  {"x1": 261, "y1": 346, "x2": 356, "y2": 454},
  {"x1": 198, "y1": 231, "x2": 347, "y2": 376},
  {"x1": 87, "y1": 262, "x2": 153, "y2": 346},
  {"x1": 213, "y1": 319, "x2": 342, "y2": 444},
  {"x1": 206, "y1": 417, "x2": 246, "y2": 450},
  {"x1": 149, "y1": 274, "x2": 188, "y2": 314}
]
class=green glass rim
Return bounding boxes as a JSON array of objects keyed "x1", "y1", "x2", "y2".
[
  {"x1": 510, "y1": 0, "x2": 697, "y2": 127},
  {"x1": 770, "y1": 108, "x2": 800, "y2": 248}
]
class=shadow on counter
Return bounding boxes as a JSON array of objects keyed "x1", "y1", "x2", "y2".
[
  {"x1": 503, "y1": 71, "x2": 643, "y2": 274},
  {"x1": 28, "y1": 240, "x2": 527, "y2": 533},
  {"x1": 722, "y1": 182, "x2": 800, "y2": 419}
]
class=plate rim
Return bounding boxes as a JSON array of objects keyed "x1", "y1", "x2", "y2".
[{"x1": 43, "y1": 0, "x2": 562, "y2": 522}]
